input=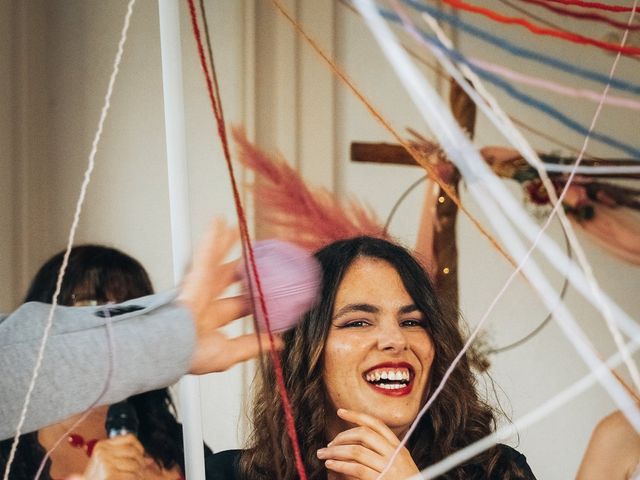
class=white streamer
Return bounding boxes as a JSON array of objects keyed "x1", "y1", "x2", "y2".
[
  {"x1": 2, "y1": 2, "x2": 136, "y2": 478},
  {"x1": 350, "y1": 1, "x2": 640, "y2": 478},
  {"x1": 543, "y1": 163, "x2": 640, "y2": 175}
]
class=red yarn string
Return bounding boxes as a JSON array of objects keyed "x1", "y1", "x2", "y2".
[
  {"x1": 442, "y1": 0, "x2": 640, "y2": 56},
  {"x1": 185, "y1": 1, "x2": 308, "y2": 479},
  {"x1": 520, "y1": 0, "x2": 640, "y2": 30},
  {"x1": 541, "y1": 0, "x2": 638, "y2": 13},
  {"x1": 497, "y1": 0, "x2": 577, "y2": 32}
]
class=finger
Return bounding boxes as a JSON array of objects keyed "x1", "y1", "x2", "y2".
[
  {"x1": 190, "y1": 331, "x2": 284, "y2": 374},
  {"x1": 90, "y1": 437, "x2": 147, "y2": 472},
  {"x1": 317, "y1": 444, "x2": 387, "y2": 472},
  {"x1": 327, "y1": 426, "x2": 392, "y2": 457},
  {"x1": 108, "y1": 457, "x2": 146, "y2": 473},
  {"x1": 202, "y1": 259, "x2": 243, "y2": 294},
  {"x1": 91, "y1": 449, "x2": 146, "y2": 470},
  {"x1": 99, "y1": 434, "x2": 146, "y2": 456},
  {"x1": 323, "y1": 458, "x2": 379, "y2": 480},
  {"x1": 336, "y1": 409, "x2": 400, "y2": 446},
  {"x1": 225, "y1": 332, "x2": 284, "y2": 365},
  {"x1": 183, "y1": 259, "x2": 240, "y2": 315},
  {"x1": 180, "y1": 218, "x2": 240, "y2": 312},
  {"x1": 201, "y1": 295, "x2": 251, "y2": 330},
  {"x1": 85, "y1": 454, "x2": 146, "y2": 479}
]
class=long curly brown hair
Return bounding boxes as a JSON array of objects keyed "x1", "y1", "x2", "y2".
[{"x1": 239, "y1": 236, "x2": 529, "y2": 479}]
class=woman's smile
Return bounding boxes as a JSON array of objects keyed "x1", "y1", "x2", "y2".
[{"x1": 363, "y1": 361, "x2": 414, "y2": 396}]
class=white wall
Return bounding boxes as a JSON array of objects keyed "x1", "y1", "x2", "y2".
[
  {"x1": 2, "y1": 1, "x2": 640, "y2": 478},
  {"x1": 0, "y1": 0, "x2": 16, "y2": 308},
  {"x1": 1, "y1": 0, "x2": 253, "y2": 453}
]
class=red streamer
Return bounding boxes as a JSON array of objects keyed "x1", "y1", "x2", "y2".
[
  {"x1": 541, "y1": 0, "x2": 638, "y2": 13},
  {"x1": 442, "y1": 0, "x2": 640, "y2": 56},
  {"x1": 185, "y1": 1, "x2": 308, "y2": 479},
  {"x1": 520, "y1": 0, "x2": 640, "y2": 30}
]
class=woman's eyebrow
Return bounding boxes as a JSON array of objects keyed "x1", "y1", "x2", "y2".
[
  {"x1": 333, "y1": 303, "x2": 379, "y2": 318},
  {"x1": 398, "y1": 304, "x2": 420, "y2": 314}
]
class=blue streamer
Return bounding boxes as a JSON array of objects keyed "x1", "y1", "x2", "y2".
[
  {"x1": 380, "y1": 8, "x2": 640, "y2": 158},
  {"x1": 402, "y1": 0, "x2": 640, "y2": 97}
]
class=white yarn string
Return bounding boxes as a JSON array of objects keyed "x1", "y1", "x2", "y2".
[
  {"x1": 350, "y1": 1, "x2": 640, "y2": 478},
  {"x1": 2, "y1": 2, "x2": 136, "y2": 478}
]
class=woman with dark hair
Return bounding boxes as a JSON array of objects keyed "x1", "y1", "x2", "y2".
[
  {"x1": 0, "y1": 245, "x2": 202, "y2": 479},
  {"x1": 208, "y1": 236, "x2": 536, "y2": 479}
]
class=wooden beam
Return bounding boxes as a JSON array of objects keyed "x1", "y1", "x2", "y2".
[
  {"x1": 350, "y1": 141, "x2": 639, "y2": 176},
  {"x1": 350, "y1": 141, "x2": 417, "y2": 166}
]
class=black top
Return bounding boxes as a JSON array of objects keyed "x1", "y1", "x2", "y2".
[
  {"x1": 206, "y1": 449, "x2": 242, "y2": 480},
  {"x1": 205, "y1": 445, "x2": 536, "y2": 479}
]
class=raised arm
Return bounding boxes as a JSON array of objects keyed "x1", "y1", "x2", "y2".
[
  {"x1": 0, "y1": 292, "x2": 194, "y2": 439},
  {"x1": 0, "y1": 219, "x2": 276, "y2": 439}
]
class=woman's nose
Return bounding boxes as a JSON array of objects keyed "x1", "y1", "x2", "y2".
[{"x1": 376, "y1": 321, "x2": 408, "y2": 352}]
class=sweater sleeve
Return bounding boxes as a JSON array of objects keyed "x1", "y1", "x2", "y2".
[{"x1": 0, "y1": 291, "x2": 195, "y2": 439}]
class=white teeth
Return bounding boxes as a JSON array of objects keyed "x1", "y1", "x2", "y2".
[
  {"x1": 364, "y1": 368, "x2": 411, "y2": 384},
  {"x1": 378, "y1": 383, "x2": 404, "y2": 390}
]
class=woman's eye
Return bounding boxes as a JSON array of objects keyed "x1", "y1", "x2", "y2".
[
  {"x1": 342, "y1": 319, "x2": 371, "y2": 328},
  {"x1": 401, "y1": 319, "x2": 425, "y2": 328}
]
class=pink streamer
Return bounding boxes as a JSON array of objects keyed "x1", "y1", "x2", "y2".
[{"x1": 471, "y1": 58, "x2": 640, "y2": 111}]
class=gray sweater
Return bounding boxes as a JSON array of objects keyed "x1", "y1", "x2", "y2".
[{"x1": 0, "y1": 291, "x2": 195, "y2": 440}]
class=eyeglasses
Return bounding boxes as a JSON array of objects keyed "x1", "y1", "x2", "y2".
[{"x1": 71, "y1": 298, "x2": 100, "y2": 307}]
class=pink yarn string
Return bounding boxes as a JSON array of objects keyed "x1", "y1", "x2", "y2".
[{"x1": 471, "y1": 58, "x2": 640, "y2": 111}]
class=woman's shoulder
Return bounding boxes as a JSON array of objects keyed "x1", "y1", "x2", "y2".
[
  {"x1": 576, "y1": 410, "x2": 640, "y2": 479},
  {"x1": 205, "y1": 449, "x2": 242, "y2": 480},
  {"x1": 593, "y1": 410, "x2": 640, "y2": 441},
  {"x1": 492, "y1": 444, "x2": 537, "y2": 479}
]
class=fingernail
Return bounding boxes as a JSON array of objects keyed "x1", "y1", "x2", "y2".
[{"x1": 317, "y1": 448, "x2": 327, "y2": 459}]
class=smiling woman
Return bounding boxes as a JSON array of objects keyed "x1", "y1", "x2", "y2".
[
  {"x1": 206, "y1": 236, "x2": 537, "y2": 480},
  {"x1": 322, "y1": 256, "x2": 435, "y2": 442}
]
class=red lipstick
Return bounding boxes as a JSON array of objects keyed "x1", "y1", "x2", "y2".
[{"x1": 363, "y1": 362, "x2": 414, "y2": 397}]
